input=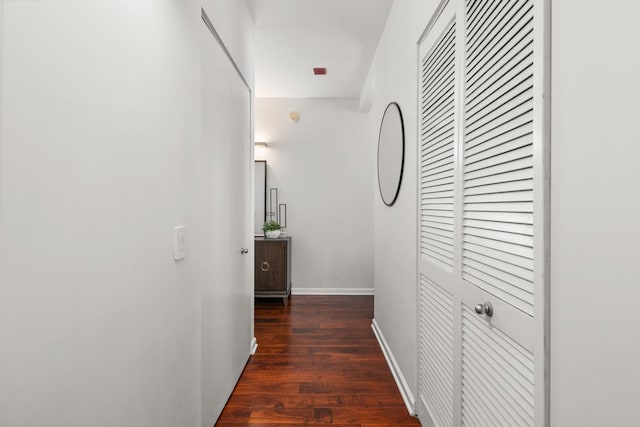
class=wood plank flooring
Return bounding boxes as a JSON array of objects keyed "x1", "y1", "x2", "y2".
[{"x1": 215, "y1": 295, "x2": 421, "y2": 426}]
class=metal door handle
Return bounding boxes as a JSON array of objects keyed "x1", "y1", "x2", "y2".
[
  {"x1": 240, "y1": 248, "x2": 249, "y2": 254},
  {"x1": 260, "y1": 261, "x2": 270, "y2": 272},
  {"x1": 474, "y1": 302, "x2": 494, "y2": 317}
]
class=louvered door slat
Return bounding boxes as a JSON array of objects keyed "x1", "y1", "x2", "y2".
[
  {"x1": 423, "y1": 218, "x2": 455, "y2": 232},
  {"x1": 463, "y1": 351, "x2": 534, "y2": 413},
  {"x1": 422, "y1": 187, "x2": 456, "y2": 200},
  {"x1": 468, "y1": 29, "x2": 532, "y2": 93},
  {"x1": 423, "y1": 213, "x2": 455, "y2": 224},
  {"x1": 421, "y1": 232, "x2": 455, "y2": 251},
  {"x1": 422, "y1": 134, "x2": 455, "y2": 160},
  {"x1": 423, "y1": 30, "x2": 455, "y2": 82},
  {"x1": 462, "y1": 306, "x2": 535, "y2": 427},
  {"x1": 419, "y1": 275, "x2": 454, "y2": 427},
  {"x1": 464, "y1": 218, "x2": 533, "y2": 236},
  {"x1": 423, "y1": 131, "x2": 455, "y2": 154},
  {"x1": 423, "y1": 37, "x2": 456, "y2": 95},
  {"x1": 423, "y1": 130, "x2": 454, "y2": 157},
  {"x1": 422, "y1": 230, "x2": 454, "y2": 247},
  {"x1": 463, "y1": 395, "x2": 498, "y2": 427},
  {"x1": 464, "y1": 210, "x2": 532, "y2": 225},
  {"x1": 465, "y1": 162, "x2": 532, "y2": 186},
  {"x1": 423, "y1": 73, "x2": 456, "y2": 114},
  {"x1": 467, "y1": 1, "x2": 529, "y2": 62},
  {"x1": 467, "y1": 0, "x2": 504, "y2": 38},
  {"x1": 464, "y1": 226, "x2": 532, "y2": 249},
  {"x1": 464, "y1": 233, "x2": 533, "y2": 259},
  {"x1": 463, "y1": 365, "x2": 528, "y2": 427},
  {"x1": 463, "y1": 0, "x2": 535, "y2": 316},
  {"x1": 465, "y1": 191, "x2": 531, "y2": 209},
  {"x1": 423, "y1": 148, "x2": 455, "y2": 171},
  {"x1": 422, "y1": 162, "x2": 455, "y2": 181},
  {"x1": 466, "y1": 82, "x2": 532, "y2": 134},
  {"x1": 464, "y1": 156, "x2": 532, "y2": 183},
  {"x1": 467, "y1": 55, "x2": 533, "y2": 115},
  {"x1": 422, "y1": 320, "x2": 453, "y2": 365},
  {"x1": 467, "y1": 0, "x2": 512, "y2": 47},
  {"x1": 423, "y1": 52, "x2": 455, "y2": 98},
  {"x1": 463, "y1": 270, "x2": 533, "y2": 314},
  {"x1": 463, "y1": 258, "x2": 534, "y2": 294},
  {"x1": 420, "y1": 17, "x2": 457, "y2": 271},
  {"x1": 420, "y1": 238, "x2": 454, "y2": 260},
  {"x1": 464, "y1": 179, "x2": 533, "y2": 197},
  {"x1": 464, "y1": 202, "x2": 532, "y2": 214},
  {"x1": 465, "y1": 115, "x2": 532, "y2": 151},
  {"x1": 468, "y1": 36, "x2": 533, "y2": 106},
  {"x1": 463, "y1": 332, "x2": 535, "y2": 397},
  {"x1": 464, "y1": 241, "x2": 532, "y2": 269},
  {"x1": 423, "y1": 76, "x2": 455, "y2": 108},
  {"x1": 465, "y1": 119, "x2": 530, "y2": 154},
  {"x1": 467, "y1": 2, "x2": 532, "y2": 76},
  {"x1": 464, "y1": 248, "x2": 533, "y2": 280},
  {"x1": 423, "y1": 243, "x2": 454, "y2": 262},
  {"x1": 422, "y1": 90, "x2": 455, "y2": 120},
  {"x1": 465, "y1": 100, "x2": 533, "y2": 142},
  {"x1": 423, "y1": 166, "x2": 455, "y2": 185},
  {"x1": 463, "y1": 358, "x2": 533, "y2": 426},
  {"x1": 422, "y1": 102, "x2": 455, "y2": 136},
  {"x1": 423, "y1": 44, "x2": 455, "y2": 86},
  {"x1": 464, "y1": 307, "x2": 535, "y2": 383},
  {"x1": 464, "y1": 143, "x2": 532, "y2": 178},
  {"x1": 423, "y1": 24, "x2": 456, "y2": 80},
  {"x1": 422, "y1": 177, "x2": 455, "y2": 193}
]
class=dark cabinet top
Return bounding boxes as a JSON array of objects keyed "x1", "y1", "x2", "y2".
[{"x1": 255, "y1": 236, "x2": 291, "y2": 242}]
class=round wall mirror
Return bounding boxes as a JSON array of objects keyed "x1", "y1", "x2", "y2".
[{"x1": 377, "y1": 102, "x2": 405, "y2": 206}]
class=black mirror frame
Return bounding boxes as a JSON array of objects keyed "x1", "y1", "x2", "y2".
[{"x1": 377, "y1": 102, "x2": 405, "y2": 207}]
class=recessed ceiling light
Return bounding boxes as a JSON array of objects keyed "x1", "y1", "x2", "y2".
[{"x1": 313, "y1": 67, "x2": 327, "y2": 75}]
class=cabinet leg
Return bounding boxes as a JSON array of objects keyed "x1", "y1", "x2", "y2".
[{"x1": 283, "y1": 296, "x2": 288, "y2": 306}]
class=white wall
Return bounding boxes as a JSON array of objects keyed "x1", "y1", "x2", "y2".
[
  {"x1": 0, "y1": 1, "x2": 254, "y2": 426},
  {"x1": 550, "y1": 1, "x2": 640, "y2": 425},
  {"x1": 255, "y1": 98, "x2": 373, "y2": 293},
  {"x1": 363, "y1": 0, "x2": 441, "y2": 406}
]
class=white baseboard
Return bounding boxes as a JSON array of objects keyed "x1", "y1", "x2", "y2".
[
  {"x1": 291, "y1": 287, "x2": 374, "y2": 296},
  {"x1": 250, "y1": 337, "x2": 258, "y2": 355},
  {"x1": 371, "y1": 318, "x2": 416, "y2": 416}
]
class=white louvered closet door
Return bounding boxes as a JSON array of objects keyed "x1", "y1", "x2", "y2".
[
  {"x1": 418, "y1": 2, "x2": 458, "y2": 426},
  {"x1": 417, "y1": 1, "x2": 548, "y2": 426}
]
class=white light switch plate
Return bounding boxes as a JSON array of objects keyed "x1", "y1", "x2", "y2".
[{"x1": 174, "y1": 226, "x2": 186, "y2": 261}]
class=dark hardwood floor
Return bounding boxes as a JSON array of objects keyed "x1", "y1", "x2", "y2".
[{"x1": 215, "y1": 295, "x2": 421, "y2": 426}]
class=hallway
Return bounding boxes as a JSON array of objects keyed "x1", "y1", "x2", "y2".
[{"x1": 215, "y1": 296, "x2": 420, "y2": 426}]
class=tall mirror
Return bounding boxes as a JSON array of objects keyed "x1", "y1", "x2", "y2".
[
  {"x1": 377, "y1": 102, "x2": 405, "y2": 206},
  {"x1": 255, "y1": 160, "x2": 267, "y2": 235}
]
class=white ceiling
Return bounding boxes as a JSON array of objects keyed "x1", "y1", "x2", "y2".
[{"x1": 246, "y1": 0, "x2": 394, "y2": 99}]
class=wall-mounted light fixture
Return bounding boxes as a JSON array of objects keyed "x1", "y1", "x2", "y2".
[{"x1": 255, "y1": 141, "x2": 268, "y2": 148}]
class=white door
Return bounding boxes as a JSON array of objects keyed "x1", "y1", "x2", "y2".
[
  {"x1": 200, "y1": 13, "x2": 253, "y2": 426},
  {"x1": 417, "y1": 1, "x2": 548, "y2": 426},
  {"x1": 229, "y1": 62, "x2": 253, "y2": 374}
]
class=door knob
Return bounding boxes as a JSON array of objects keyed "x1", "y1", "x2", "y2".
[
  {"x1": 240, "y1": 248, "x2": 249, "y2": 254},
  {"x1": 474, "y1": 302, "x2": 494, "y2": 317}
]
